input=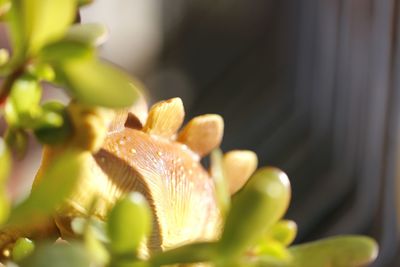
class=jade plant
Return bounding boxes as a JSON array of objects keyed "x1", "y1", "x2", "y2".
[{"x1": 0, "y1": 0, "x2": 378, "y2": 266}]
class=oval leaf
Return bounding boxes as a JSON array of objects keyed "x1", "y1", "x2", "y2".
[
  {"x1": 107, "y1": 192, "x2": 151, "y2": 255},
  {"x1": 289, "y1": 236, "x2": 378, "y2": 267},
  {"x1": 7, "y1": 149, "x2": 83, "y2": 226},
  {"x1": 219, "y1": 167, "x2": 291, "y2": 256},
  {"x1": 59, "y1": 60, "x2": 140, "y2": 108},
  {"x1": 14, "y1": 0, "x2": 77, "y2": 54},
  {"x1": 12, "y1": 237, "x2": 35, "y2": 262},
  {"x1": 20, "y1": 242, "x2": 90, "y2": 267},
  {"x1": 65, "y1": 23, "x2": 108, "y2": 46}
]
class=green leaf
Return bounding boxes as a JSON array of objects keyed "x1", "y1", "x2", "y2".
[
  {"x1": 20, "y1": 242, "x2": 91, "y2": 267},
  {"x1": 107, "y1": 192, "x2": 151, "y2": 255},
  {"x1": 4, "y1": 128, "x2": 29, "y2": 159},
  {"x1": 12, "y1": 237, "x2": 35, "y2": 262},
  {"x1": 0, "y1": 0, "x2": 11, "y2": 18},
  {"x1": 34, "y1": 101, "x2": 72, "y2": 145},
  {"x1": 5, "y1": 76, "x2": 42, "y2": 127},
  {"x1": 0, "y1": 138, "x2": 10, "y2": 225},
  {"x1": 267, "y1": 220, "x2": 297, "y2": 246},
  {"x1": 289, "y1": 236, "x2": 378, "y2": 267},
  {"x1": 210, "y1": 149, "x2": 230, "y2": 217},
  {"x1": 150, "y1": 242, "x2": 217, "y2": 266},
  {"x1": 10, "y1": 0, "x2": 77, "y2": 55},
  {"x1": 65, "y1": 23, "x2": 108, "y2": 46},
  {"x1": 59, "y1": 59, "x2": 140, "y2": 108},
  {"x1": 7, "y1": 149, "x2": 83, "y2": 226},
  {"x1": 85, "y1": 222, "x2": 110, "y2": 266},
  {"x1": 77, "y1": 0, "x2": 93, "y2": 7},
  {"x1": 0, "y1": 137, "x2": 11, "y2": 183},
  {"x1": 39, "y1": 40, "x2": 94, "y2": 63},
  {"x1": 27, "y1": 62, "x2": 55, "y2": 81},
  {"x1": 218, "y1": 167, "x2": 291, "y2": 257}
]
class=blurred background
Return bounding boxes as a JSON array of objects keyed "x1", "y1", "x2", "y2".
[{"x1": 4, "y1": 0, "x2": 400, "y2": 266}]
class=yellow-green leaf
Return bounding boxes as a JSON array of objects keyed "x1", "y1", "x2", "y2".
[
  {"x1": 65, "y1": 23, "x2": 108, "y2": 46},
  {"x1": 60, "y1": 59, "x2": 140, "y2": 108},
  {"x1": 107, "y1": 192, "x2": 151, "y2": 255},
  {"x1": 210, "y1": 149, "x2": 230, "y2": 217},
  {"x1": 289, "y1": 236, "x2": 378, "y2": 267},
  {"x1": 267, "y1": 220, "x2": 297, "y2": 246},
  {"x1": 12, "y1": 0, "x2": 77, "y2": 54},
  {"x1": 7, "y1": 149, "x2": 83, "y2": 226},
  {"x1": 218, "y1": 167, "x2": 291, "y2": 257},
  {"x1": 12, "y1": 237, "x2": 35, "y2": 262}
]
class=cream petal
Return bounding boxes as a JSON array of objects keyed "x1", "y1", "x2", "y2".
[
  {"x1": 143, "y1": 98, "x2": 185, "y2": 138},
  {"x1": 223, "y1": 150, "x2": 258, "y2": 194},
  {"x1": 178, "y1": 114, "x2": 224, "y2": 157}
]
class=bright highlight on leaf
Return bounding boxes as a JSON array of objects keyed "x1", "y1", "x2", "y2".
[
  {"x1": 11, "y1": 237, "x2": 35, "y2": 262},
  {"x1": 65, "y1": 23, "x2": 108, "y2": 46}
]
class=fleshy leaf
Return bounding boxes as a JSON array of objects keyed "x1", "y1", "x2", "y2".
[
  {"x1": 7, "y1": 149, "x2": 83, "y2": 226},
  {"x1": 20, "y1": 242, "x2": 90, "y2": 267},
  {"x1": 65, "y1": 23, "x2": 108, "y2": 46},
  {"x1": 34, "y1": 101, "x2": 72, "y2": 145},
  {"x1": 39, "y1": 40, "x2": 94, "y2": 63},
  {"x1": 210, "y1": 149, "x2": 230, "y2": 217},
  {"x1": 0, "y1": 137, "x2": 10, "y2": 224},
  {"x1": 10, "y1": 0, "x2": 77, "y2": 55},
  {"x1": 289, "y1": 236, "x2": 378, "y2": 267},
  {"x1": 107, "y1": 192, "x2": 152, "y2": 255},
  {"x1": 218, "y1": 167, "x2": 291, "y2": 257},
  {"x1": 59, "y1": 59, "x2": 140, "y2": 108},
  {"x1": 267, "y1": 220, "x2": 297, "y2": 246},
  {"x1": 12, "y1": 237, "x2": 35, "y2": 262}
]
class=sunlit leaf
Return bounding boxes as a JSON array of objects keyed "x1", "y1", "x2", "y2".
[
  {"x1": 0, "y1": 139, "x2": 10, "y2": 225},
  {"x1": 65, "y1": 23, "x2": 108, "y2": 46},
  {"x1": 34, "y1": 101, "x2": 72, "y2": 145},
  {"x1": 0, "y1": 137, "x2": 11, "y2": 183},
  {"x1": 267, "y1": 220, "x2": 297, "y2": 246},
  {"x1": 10, "y1": 0, "x2": 77, "y2": 55},
  {"x1": 210, "y1": 149, "x2": 230, "y2": 217},
  {"x1": 7, "y1": 149, "x2": 83, "y2": 226},
  {"x1": 20, "y1": 242, "x2": 90, "y2": 267},
  {"x1": 254, "y1": 240, "x2": 291, "y2": 261},
  {"x1": 5, "y1": 76, "x2": 41, "y2": 127},
  {"x1": 39, "y1": 41, "x2": 94, "y2": 63},
  {"x1": 289, "y1": 236, "x2": 378, "y2": 267},
  {"x1": 59, "y1": 59, "x2": 140, "y2": 108},
  {"x1": 150, "y1": 242, "x2": 217, "y2": 266},
  {"x1": 85, "y1": 222, "x2": 110, "y2": 266},
  {"x1": 218, "y1": 167, "x2": 291, "y2": 257},
  {"x1": 0, "y1": 48, "x2": 9, "y2": 66},
  {"x1": 0, "y1": 0, "x2": 11, "y2": 18},
  {"x1": 27, "y1": 62, "x2": 55, "y2": 81},
  {"x1": 12, "y1": 237, "x2": 35, "y2": 262},
  {"x1": 107, "y1": 192, "x2": 151, "y2": 255}
]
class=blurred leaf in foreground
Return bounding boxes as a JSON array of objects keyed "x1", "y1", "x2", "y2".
[
  {"x1": 10, "y1": 0, "x2": 76, "y2": 55},
  {"x1": 0, "y1": 137, "x2": 11, "y2": 224},
  {"x1": 288, "y1": 235, "x2": 378, "y2": 267},
  {"x1": 4, "y1": 128, "x2": 28, "y2": 159},
  {"x1": 7, "y1": 149, "x2": 83, "y2": 226},
  {"x1": 65, "y1": 23, "x2": 108, "y2": 46},
  {"x1": 12, "y1": 237, "x2": 35, "y2": 262},
  {"x1": 59, "y1": 59, "x2": 140, "y2": 108},
  {"x1": 20, "y1": 242, "x2": 90, "y2": 267},
  {"x1": 107, "y1": 192, "x2": 152, "y2": 256}
]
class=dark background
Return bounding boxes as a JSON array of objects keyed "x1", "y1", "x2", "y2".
[{"x1": 139, "y1": 1, "x2": 399, "y2": 266}]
